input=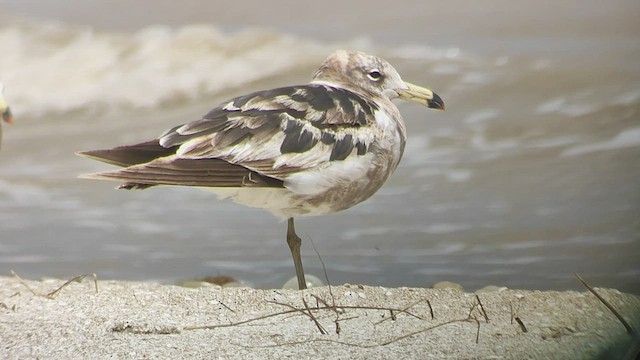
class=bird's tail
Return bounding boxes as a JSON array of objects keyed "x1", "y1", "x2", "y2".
[{"x1": 76, "y1": 140, "x2": 177, "y2": 168}]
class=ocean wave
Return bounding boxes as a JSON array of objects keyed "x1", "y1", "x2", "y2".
[
  {"x1": 534, "y1": 94, "x2": 599, "y2": 117},
  {"x1": 0, "y1": 19, "x2": 329, "y2": 115},
  {"x1": 561, "y1": 127, "x2": 640, "y2": 157},
  {"x1": 0, "y1": 17, "x2": 467, "y2": 116}
]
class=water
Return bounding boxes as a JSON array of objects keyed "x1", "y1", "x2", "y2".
[{"x1": 1, "y1": 0, "x2": 639, "y2": 292}]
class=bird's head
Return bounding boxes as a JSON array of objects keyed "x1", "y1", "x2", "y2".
[{"x1": 312, "y1": 50, "x2": 444, "y2": 110}]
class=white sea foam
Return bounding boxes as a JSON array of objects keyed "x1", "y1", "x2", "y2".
[
  {"x1": 444, "y1": 169, "x2": 473, "y2": 183},
  {"x1": 526, "y1": 135, "x2": 582, "y2": 150},
  {"x1": 612, "y1": 90, "x2": 640, "y2": 106},
  {"x1": 341, "y1": 222, "x2": 472, "y2": 242},
  {"x1": 561, "y1": 127, "x2": 640, "y2": 157},
  {"x1": 419, "y1": 223, "x2": 472, "y2": 234},
  {"x1": 394, "y1": 45, "x2": 463, "y2": 61},
  {"x1": 0, "y1": 20, "x2": 328, "y2": 115},
  {"x1": 0, "y1": 18, "x2": 465, "y2": 116},
  {"x1": 535, "y1": 94, "x2": 598, "y2": 117},
  {"x1": 464, "y1": 109, "x2": 501, "y2": 125}
]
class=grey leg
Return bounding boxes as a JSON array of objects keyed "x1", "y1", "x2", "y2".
[{"x1": 286, "y1": 218, "x2": 307, "y2": 290}]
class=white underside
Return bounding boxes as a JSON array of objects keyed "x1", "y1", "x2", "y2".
[
  {"x1": 199, "y1": 109, "x2": 404, "y2": 219},
  {"x1": 204, "y1": 187, "x2": 300, "y2": 220}
]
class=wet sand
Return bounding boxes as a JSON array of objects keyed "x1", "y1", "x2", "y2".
[{"x1": 1, "y1": 276, "x2": 639, "y2": 359}]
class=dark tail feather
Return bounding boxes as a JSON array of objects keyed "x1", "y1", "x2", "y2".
[
  {"x1": 76, "y1": 140, "x2": 178, "y2": 167},
  {"x1": 81, "y1": 157, "x2": 285, "y2": 189},
  {"x1": 78, "y1": 140, "x2": 284, "y2": 190}
]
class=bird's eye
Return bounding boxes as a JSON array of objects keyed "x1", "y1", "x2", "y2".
[{"x1": 367, "y1": 69, "x2": 383, "y2": 81}]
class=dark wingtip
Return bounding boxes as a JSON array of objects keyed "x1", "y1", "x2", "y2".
[
  {"x1": 75, "y1": 150, "x2": 93, "y2": 158},
  {"x1": 76, "y1": 149, "x2": 121, "y2": 165},
  {"x1": 428, "y1": 92, "x2": 445, "y2": 110}
]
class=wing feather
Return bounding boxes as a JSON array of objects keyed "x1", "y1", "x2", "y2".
[
  {"x1": 79, "y1": 84, "x2": 380, "y2": 189},
  {"x1": 81, "y1": 157, "x2": 284, "y2": 188},
  {"x1": 164, "y1": 84, "x2": 379, "y2": 167}
]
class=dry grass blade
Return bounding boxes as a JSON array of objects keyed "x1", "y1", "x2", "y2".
[
  {"x1": 308, "y1": 236, "x2": 334, "y2": 302},
  {"x1": 47, "y1": 275, "x2": 87, "y2": 298},
  {"x1": 515, "y1": 317, "x2": 528, "y2": 333},
  {"x1": 475, "y1": 294, "x2": 489, "y2": 323},
  {"x1": 302, "y1": 297, "x2": 328, "y2": 334},
  {"x1": 12, "y1": 271, "x2": 98, "y2": 298},
  {"x1": 375, "y1": 298, "x2": 427, "y2": 325},
  {"x1": 472, "y1": 315, "x2": 481, "y2": 344},
  {"x1": 184, "y1": 303, "x2": 321, "y2": 331},
  {"x1": 574, "y1": 273, "x2": 635, "y2": 336},
  {"x1": 11, "y1": 270, "x2": 38, "y2": 296},
  {"x1": 427, "y1": 300, "x2": 434, "y2": 320},
  {"x1": 92, "y1": 273, "x2": 99, "y2": 293},
  {"x1": 381, "y1": 318, "x2": 476, "y2": 346}
]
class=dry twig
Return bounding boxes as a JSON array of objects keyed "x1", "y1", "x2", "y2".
[
  {"x1": 475, "y1": 294, "x2": 489, "y2": 323},
  {"x1": 11, "y1": 271, "x2": 98, "y2": 299},
  {"x1": 574, "y1": 273, "x2": 635, "y2": 336}
]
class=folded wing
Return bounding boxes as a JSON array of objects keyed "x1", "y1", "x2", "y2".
[{"x1": 78, "y1": 84, "x2": 380, "y2": 190}]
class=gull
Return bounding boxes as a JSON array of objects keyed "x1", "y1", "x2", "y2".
[
  {"x1": 78, "y1": 50, "x2": 444, "y2": 289},
  {"x1": 0, "y1": 83, "x2": 15, "y2": 150}
]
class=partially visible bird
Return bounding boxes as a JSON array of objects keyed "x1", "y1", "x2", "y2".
[
  {"x1": 78, "y1": 50, "x2": 444, "y2": 289},
  {"x1": 0, "y1": 83, "x2": 15, "y2": 150}
]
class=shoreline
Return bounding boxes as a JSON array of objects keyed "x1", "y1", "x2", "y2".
[{"x1": 1, "y1": 275, "x2": 639, "y2": 359}]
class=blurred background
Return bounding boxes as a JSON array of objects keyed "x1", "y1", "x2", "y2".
[{"x1": 0, "y1": 0, "x2": 638, "y2": 292}]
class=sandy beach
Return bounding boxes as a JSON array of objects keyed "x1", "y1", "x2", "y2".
[{"x1": 1, "y1": 275, "x2": 638, "y2": 359}]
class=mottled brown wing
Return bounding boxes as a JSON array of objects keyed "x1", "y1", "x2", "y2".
[
  {"x1": 160, "y1": 84, "x2": 379, "y2": 163},
  {"x1": 79, "y1": 84, "x2": 380, "y2": 189}
]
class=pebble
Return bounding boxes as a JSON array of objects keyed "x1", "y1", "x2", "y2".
[
  {"x1": 178, "y1": 281, "x2": 222, "y2": 289},
  {"x1": 221, "y1": 281, "x2": 251, "y2": 288},
  {"x1": 281, "y1": 274, "x2": 324, "y2": 290},
  {"x1": 432, "y1": 281, "x2": 464, "y2": 291},
  {"x1": 476, "y1": 285, "x2": 509, "y2": 293}
]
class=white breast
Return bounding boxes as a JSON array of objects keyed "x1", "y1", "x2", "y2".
[
  {"x1": 373, "y1": 109, "x2": 404, "y2": 169},
  {"x1": 284, "y1": 152, "x2": 375, "y2": 195}
]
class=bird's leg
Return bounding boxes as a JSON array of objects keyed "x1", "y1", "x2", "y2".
[{"x1": 286, "y1": 217, "x2": 307, "y2": 290}]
